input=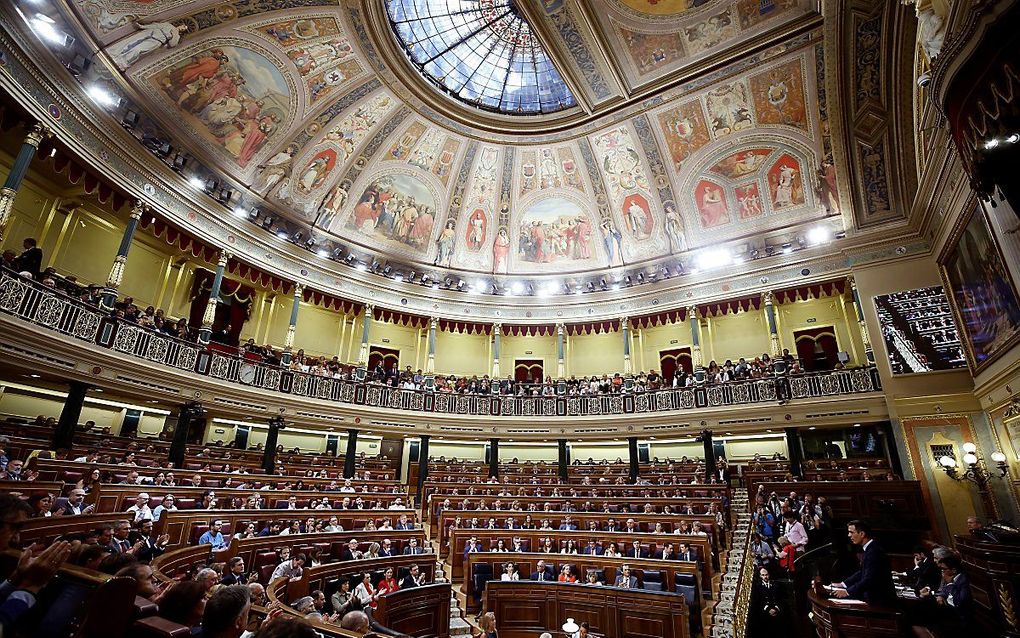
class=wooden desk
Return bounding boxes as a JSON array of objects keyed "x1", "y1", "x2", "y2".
[
  {"x1": 484, "y1": 581, "x2": 688, "y2": 638},
  {"x1": 449, "y1": 529, "x2": 713, "y2": 593},
  {"x1": 463, "y1": 551, "x2": 701, "y2": 613},
  {"x1": 807, "y1": 589, "x2": 902, "y2": 638},
  {"x1": 955, "y1": 533, "x2": 1020, "y2": 638}
]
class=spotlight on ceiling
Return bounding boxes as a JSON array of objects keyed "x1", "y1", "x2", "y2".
[
  {"x1": 624, "y1": 275, "x2": 633, "y2": 286},
  {"x1": 457, "y1": 279, "x2": 466, "y2": 290},
  {"x1": 345, "y1": 254, "x2": 356, "y2": 264},
  {"x1": 290, "y1": 231, "x2": 303, "y2": 243},
  {"x1": 382, "y1": 264, "x2": 392, "y2": 275},
  {"x1": 599, "y1": 278, "x2": 608, "y2": 291},
  {"x1": 407, "y1": 270, "x2": 416, "y2": 282},
  {"x1": 782, "y1": 243, "x2": 793, "y2": 254},
  {"x1": 232, "y1": 207, "x2": 246, "y2": 218},
  {"x1": 261, "y1": 216, "x2": 274, "y2": 228},
  {"x1": 304, "y1": 238, "x2": 315, "y2": 249},
  {"x1": 87, "y1": 85, "x2": 122, "y2": 109},
  {"x1": 696, "y1": 247, "x2": 733, "y2": 271},
  {"x1": 806, "y1": 226, "x2": 831, "y2": 245},
  {"x1": 356, "y1": 262, "x2": 367, "y2": 272},
  {"x1": 248, "y1": 208, "x2": 260, "y2": 220},
  {"x1": 187, "y1": 176, "x2": 204, "y2": 189},
  {"x1": 394, "y1": 273, "x2": 403, "y2": 282},
  {"x1": 331, "y1": 248, "x2": 344, "y2": 260},
  {"x1": 636, "y1": 272, "x2": 645, "y2": 284},
  {"x1": 316, "y1": 248, "x2": 329, "y2": 258}
]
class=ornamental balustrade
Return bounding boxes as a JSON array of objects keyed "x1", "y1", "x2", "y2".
[{"x1": 0, "y1": 271, "x2": 881, "y2": 417}]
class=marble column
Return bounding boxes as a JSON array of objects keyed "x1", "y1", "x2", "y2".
[
  {"x1": 556, "y1": 323, "x2": 566, "y2": 379},
  {"x1": 426, "y1": 317, "x2": 437, "y2": 374},
  {"x1": 763, "y1": 291, "x2": 782, "y2": 358},
  {"x1": 0, "y1": 124, "x2": 52, "y2": 244},
  {"x1": 848, "y1": 275, "x2": 874, "y2": 363},
  {"x1": 689, "y1": 306, "x2": 703, "y2": 369},
  {"x1": 282, "y1": 284, "x2": 303, "y2": 365},
  {"x1": 262, "y1": 416, "x2": 285, "y2": 475},
  {"x1": 622, "y1": 316, "x2": 632, "y2": 374},
  {"x1": 492, "y1": 323, "x2": 502, "y2": 378},
  {"x1": 343, "y1": 428, "x2": 358, "y2": 479},
  {"x1": 52, "y1": 381, "x2": 88, "y2": 451},
  {"x1": 358, "y1": 304, "x2": 373, "y2": 366},
  {"x1": 101, "y1": 201, "x2": 145, "y2": 311},
  {"x1": 198, "y1": 251, "x2": 230, "y2": 345}
]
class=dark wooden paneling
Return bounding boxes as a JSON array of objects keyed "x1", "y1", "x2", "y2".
[
  {"x1": 485, "y1": 581, "x2": 688, "y2": 638},
  {"x1": 375, "y1": 583, "x2": 451, "y2": 638}
]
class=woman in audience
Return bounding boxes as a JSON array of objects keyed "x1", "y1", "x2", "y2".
[
  {"x1": 377, "y1": 567, "x2": 399, "y2": 596},
  {"x1": 331, "y1": 579, "x2": 356, "y2": 617},
  {"x1": 365, "y1": 542, "x2": 381, "y2": 559},
  {"x1": 561, "y1": 539, "x2": 578, "y2": 555},
  {"x1": 479, "y1": 611, "x2": 498, "y2": 638},
  {"x1": 27, "y1": 492, "x2": 55, "y2": 517},
  {"x1": 558, "y1": 565, "x2": 577, "y2": 583},
  {"x1": 354, "y1": 572, "x2": 378, "y2": 612},
  {"x1": 233, "y1": 523, "x2": 257, "y2": 541},
  {"x1": 775, "y1": 535, "x2": 797, "y2": 573},
  {"x1": 501, "y1": 562, "x2": 519, "y2": 581}
]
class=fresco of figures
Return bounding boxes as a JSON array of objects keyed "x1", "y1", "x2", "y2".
[
  {"x1": 347, "y1": 174, "x2": 438, "y2": 255},
  {"x1": 152, "y1": 45, "x2": 289, "y2": 168},
  {"x1": 515, "y1": 197, "x2": 600, "y2": 269}
]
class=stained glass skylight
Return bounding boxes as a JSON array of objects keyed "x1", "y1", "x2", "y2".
[{"x1": 385, "y1": 0, "x2": 577, "y2": 115}]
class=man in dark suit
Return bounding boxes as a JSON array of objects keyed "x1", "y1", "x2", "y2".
[
  {"x1": 604, "y1": 518, "x2": 619, "y2": 532},
  {"x1": 341, "y1": 539, "x2": 363, "y2": 561},
  {"x1": 930, "y1": 555, "x2": 971, "y2": 628},
  {"x1": 614, "y1": 565, "x2": 638, "y2": 589},
  {"x1": 627, "y1": 540, "x2": 646, "y2": 559},
  {"x1": 677, "y1": 543, "x2": 697, "y2": 563},
  {"x1": 558, "y1": 516, "x2": 577, "y2": 531},
  {"x1": 831, "y1": 520, "x2": 896, "y2": 604},
  {"x1": 582, "y1": 540, "x2": 603, "y2": 556},
  {"x1": 752, "y1": 567, "x2": 783, "y2": 631},
  {"x1": 907, "y1": 546, "x2": 941, "y2": 593},
  {"x1": 15, "y1": 238, "x2": 42, "y2": 280},
  {"x1": 403, "y1": 538, "x2": 425, "y2": 555},
  {"x1": 129, "y1": 519, "x2": 168, "y2": 563},
  {"x1": 379, "y1": 539, "x2": 396, "y2": 557},
  {"x1": 61, "y1": 488, "x2": 94, "y2": 515},
  {"x1": 400, "y1": 564, "x2": 424, "y2": 589},
  {"x1": 530, "y1": 560, "x2": 553, "y2": 582}
]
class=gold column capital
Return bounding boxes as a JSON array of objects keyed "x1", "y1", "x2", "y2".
[
  {"x1": 129, "y1": 201, "x2": 146, "y2": 220},
  {"x1": 216, "y1": 250, "x2": 231, "y2": 267},
  {"x1": 847, "y1": 274, "x2": 858, "y2": 291},
  {"x1": 492, "y1": 322, "x2": 502, "y2": 335},
  {"x1": 762, "y1": 290, "x2": 775, "y2": 306},
  {"x1": 24, "y1": 123, "x2": 54, "y2": 148},
  {"x1": 687, "y1": 305, "x2": 699, "y2": 320},
  {"x1": 293, "y1": 283, "x2": 304, "y2": 297}
]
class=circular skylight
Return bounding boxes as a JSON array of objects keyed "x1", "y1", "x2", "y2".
[{"x1": 385, "y1": 0, "x2": 577, "y2": 115}]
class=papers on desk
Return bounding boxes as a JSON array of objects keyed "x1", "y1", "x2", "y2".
[{"x1": 829, "y1": 598, "x2": 867, "y2": 605}]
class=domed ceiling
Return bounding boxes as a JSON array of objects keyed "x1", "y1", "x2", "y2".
[{"x1": 61, "y1": 0, "x2": 908, "y2": 285}]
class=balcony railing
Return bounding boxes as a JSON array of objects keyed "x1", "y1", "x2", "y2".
[{"x1": 0, "y1": 271, "x2": 882, "y2": 418}]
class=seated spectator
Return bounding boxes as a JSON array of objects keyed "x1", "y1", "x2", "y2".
[
  {"x1": 202, "y1": 584, "x2": 251, "y2": 638},
  {"x1": 908, "y1": 546, "x2": 941, "y2": 593},
  {"x1": 331, "y1": 579, "x2": 356, "y2": 616},
  {"x1": 401, "y1": 564, "x2": 424, "y2": 588},
  {"x1": 614, "y1": 565, "x2": 637, "y2": 588},
  {"x1": 156, "y1": 581, "x2": 207, "y2": 630},
  {"x1": 27, "y1": 492, "x2": 55, "y2": 518},
  {"x1": 61, "y1": 489, "x2": 93, "y2": 515},
  {"x1": 340, "y1": 610, "x2": 371, "y2": 635},
  {"x1": 353, "y1": 572, "x2": 378, "y2": 611},
  {"x1": 270, "y1": 553, "x2": 305, "y2": 582},
  {"x1": 116, "y1": 563, "x2": 160, "y2": 600},
  {"x1": 377, "y1": 567, "x2": 399, "y2": 595},
  {"x1": 126, "y1": 492, "x2": 153, "y2": 522},
  {"x1": 199, "y1": 520, "x2": 228, "y2": 549}
]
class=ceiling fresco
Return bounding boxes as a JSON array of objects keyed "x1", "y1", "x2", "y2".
[{"x1": 61, "y1": 0, "x2": 872, "y2": 279}]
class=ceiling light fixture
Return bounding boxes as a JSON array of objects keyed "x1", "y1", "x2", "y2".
[
  {"x1": 807, "y1": 226, "x2": 831, "y2": 245},
  {"x1": 697, "y1": 247, "x2": 732, "y2": 271},
  {"x1": 87, "y1": 85, "x2": 120, "y2": 108}
]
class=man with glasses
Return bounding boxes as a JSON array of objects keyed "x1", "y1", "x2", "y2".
[{"x1": 199, "y1": 520, "x2": 229, "y2": 549}]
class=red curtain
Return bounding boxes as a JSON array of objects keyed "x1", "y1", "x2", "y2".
[
  {"x1": 368, "y1": 346, "x2": 400, "y2": 372},
  {"x1": 659, "y1": 348, "x2": 693, "y2": 382},
  {"x1": 793, "y1": 327, "x2": 840, "y2": 371},
  {"x1": 514, "y1": 359, "x2": 544, "y2": 383}
]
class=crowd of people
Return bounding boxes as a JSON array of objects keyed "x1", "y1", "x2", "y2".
[{"x1": 4, "y1": 248, "x2": 862, "y2": 404}]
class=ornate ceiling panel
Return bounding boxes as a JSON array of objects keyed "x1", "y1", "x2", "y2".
[{"x1": 53, "y1": 0, "x2": 908, "y2": 284}]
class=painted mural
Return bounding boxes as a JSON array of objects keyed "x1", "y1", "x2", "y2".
[
  {"x1": 682, "y1": 9, "x2": 737, "y2": 55},
  {"x1": 516, "y1": 197, "x2": 599, "y2": 268},
  {"x1": 387, "y1": 122, "x2": 427, "y2": 160},
  {"x1": 622, "y1": 193, "x2": 654, "y2": 239},
  {"x1": 694, "y1": 180, "x2": 731, "y2": 228},
  {"x1": 520, "y1": 146, "x2": 583, "y2": 196},
  {"x1": 345, "y1": 173, "x2": 438, "y2": 254},
  {"x1": 766, "y1": 154, "x2": 805, "y2": 209},
  {"x1": 591, "y1": 127, "x2": 650, "y2": 202},
  {"x1": 408, "y1": 132, "x2": 460, "y2": 187},
  {"x1": 619, "y1": 28, "x2": 684, "y2": 75},
  {"x1": 262, "y1": 18, "x2": 341, "y2": 46},
  {"x1": 278, "y1": 92, "x2": 396, "y2": 206},
  {"x1": 615, "y1": 0, "x2": 711, "y2": 16},
  {"x1": 736, "y1": 0, "x2": 798, "y2": 29},
  {"x1": 657, "y1": 101, "x2": 712, "y2": 172},
  {"x1": 152, "y1": 45, "x2": 289, "y2": 168},
  {"x1": 749, "y1": 59, "x2": 807, "y2": 129},
  {"x1": 465, "y1": 146, "x2": 501, "y2": 209},
  {"x1": 710, "y1": 148, "x2": 772, "y2": 179},
  {"x1": 735, "y1": 182, "x2": 764, "y2": 219},
  {"x1": 704, "y1": 81, "x2": 755, "y2": 138},
  {"x1": 465, "y1": 209, "x2": 488, "y2": 251}
]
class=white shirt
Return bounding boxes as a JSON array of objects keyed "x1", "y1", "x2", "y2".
[
  {"x1": 127, "y1": 504, "x2": 154, "y2": 522},
  {"x1": 501, "y1": 572, "x2": 519, "y2": 581}
]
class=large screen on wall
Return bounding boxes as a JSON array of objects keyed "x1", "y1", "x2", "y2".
[{"x1": 874, "y1": 286, "x2": 967, "y2": 374}]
